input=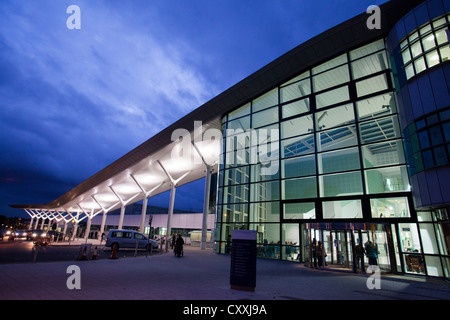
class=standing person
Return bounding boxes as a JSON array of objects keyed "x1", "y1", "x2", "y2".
[
  {"x1": 355, "y1": 240, "x2": 366, "y2": 272},
  {"x1": 171, "y1": 234, "x2": 176, "y2": 249},
  {"x1": 311, "y1": 238, "x2": 317, "y2": 268},
  {"x1": 365, "y1": 241, "x2": 379, "y2": 267},
  {"x1": 175, "y1": 234, "x2": 184, "y2": 257},
  {"x1": 316, "y1": 241, "x2": 324, "y2": 268}
]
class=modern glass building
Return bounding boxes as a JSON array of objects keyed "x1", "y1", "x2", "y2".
[
  {"x1": 215, "y1": 0, "x2": 450, "y2": 278},
  {"x1": 13, "y1": 0, "x2": 450, "y2": 279}
]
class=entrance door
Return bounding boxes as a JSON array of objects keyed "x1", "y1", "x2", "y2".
[{"x1": 354, "y1": 227, "x2": 391, "y2": 273}]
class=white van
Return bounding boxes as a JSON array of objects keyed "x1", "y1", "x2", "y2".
[{"x1": 105, "y1": 229, "x2": 159, "y2": 251}]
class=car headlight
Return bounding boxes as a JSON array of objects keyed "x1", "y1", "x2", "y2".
[
  {"x1": 32, "y1": 233, "x2": 37, "y2": 237},
  {"x1": 41, "y1": 233, "x2": 46, "y2": 237}
]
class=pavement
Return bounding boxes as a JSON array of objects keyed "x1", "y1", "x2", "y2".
[{"x1": 0, "y1": 242, "x2": 449, "y2": 302}]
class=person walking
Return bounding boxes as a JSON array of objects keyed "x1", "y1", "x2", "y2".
[
  {"x1": 355, "y1": 240, "x2": 366, "y2": 273},
  {"x1": 317, "y1": 241, "x2": 324, "y2": 269},
  {"x1": 365, "y1": 241, "x2": 379, "y2": 267}
]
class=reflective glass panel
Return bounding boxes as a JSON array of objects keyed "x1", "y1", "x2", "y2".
[
  {"x1": 315, "y1": 103, "x2": 355, "y2": 131},
  {"x1": 316, "y1": 85, "x2": 350, "y2": 109},
  {"x1": 317, "y1": 125, "x2": 358, "y2": 152},
  {"x1": 356, "y1": 74, "x2": 389, "y2": 97},
  {"x1": 318, "y1": 147, "x2": 360, "y2": 174},
  {"x1": 252, "y1": 106, "x2": 278, "y2": 128},
  {"x1": 283, "y1": 202, "x2": 316, "y2": 219},
  {"x1": 313, "y1": 65, "x2": 350, "y2": 92},
  {"x1": 351, "y1": 52, "x2": 388, "y2": 80},
  {"x1": 281, "y1": 134, "x2": 315, "y2": 158},
  {"x1": 282, "y1": 176, "x2": 317, "y2": 200},
  {"x1": 250, "y1": 180, "x2": 280, "y2": 202},
  {"x1": 361, "y1": 140, "x2": 406, "y2": 168},
  {"x1": 359, "y1": 115, "x2": 401, "y2": 145},
  {"x1": 365, "y1": 166, "x2": 410, "y2": 194},
  {"x1": 322, "y1": 199, "x2": 362, "y2": 219},
  {"x1": 370, "y1": 197, "x2": 411, "y2": 218},
  {"x1": 281, "y1": 154, "x2": 316, "y2": 178},
  {"x1": 319, "y1": 171, "x2": 363, "y2": 197},
  {"x1": 252, "y1": 88, "x2": 278, "y2": 112},
  {"x1": 356, "y1": 93, "x2": 397, "y2": 121},
  {"x1": 249, "y1": 201, "x2": 280, "y2": 222},
  {"x1": 280, "y1": 78, "x2": 311, "y2": 103},
  {"x1": 281, "y1": 115, "x2": 313, "y2": 139},
  {"x1": 281, "y1": 98, "x2": 310, "y2": 118}
]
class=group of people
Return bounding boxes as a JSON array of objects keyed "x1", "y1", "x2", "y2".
[
  {"x1": 171, "y1": 234, "x2": 184, "y2": 257},
  {"x1": 311, "y1": 238, "x2": 380, "y2": 272}
]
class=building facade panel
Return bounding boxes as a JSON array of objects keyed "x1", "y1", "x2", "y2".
[{"x1": 214, "y1": 0, "x2": 450, "y2": 278}]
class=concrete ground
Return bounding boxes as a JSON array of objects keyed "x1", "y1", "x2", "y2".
[{"x1": 0, "y1": 243, "x2": 448, "y2": 301}]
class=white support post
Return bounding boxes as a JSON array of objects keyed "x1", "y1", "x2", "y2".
[
  {"x1": 157, "y1": 160, "x2": 191, "y2": 252},
  {"x1": 201, "y1": 167, "x2": 212, "y2": 250},
  {"x1": 192, "y1": 141, "x2": 218, "y2": 250},
  {"x1": 130, "y1": 174, "x2": 164, "y2": 235},
  {"x1": 72, "y1": 212, "x2": 80, "y2": 240}
]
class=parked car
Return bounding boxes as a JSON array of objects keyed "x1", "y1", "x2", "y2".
[{"x1": 105, "y1": 229, "x2": 159, "y2": 251}]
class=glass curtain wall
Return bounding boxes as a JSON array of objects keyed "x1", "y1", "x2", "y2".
[{"x1": 216, "y1": 39, "x2": 419, "y2": 267}]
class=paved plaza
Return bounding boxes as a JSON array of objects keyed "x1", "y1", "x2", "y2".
[{"x1": 0, "y1": 244, "x2": 449, "y2": 301}]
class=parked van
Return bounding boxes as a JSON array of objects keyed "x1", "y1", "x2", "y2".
[{"x1": 105, "y1": 229, "x2": 159, "y2": 251}]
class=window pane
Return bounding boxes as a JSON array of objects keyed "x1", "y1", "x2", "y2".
[
  {"x1": 439, "y1": 46, "x2": 450, "y2": 62},
  {"x1": 317, "y1": 125, "x2": 358, "y2": 152},
  {"x1": 312, "y1": 53, "x2": 347, "y2": 74},
  {"x1": 371, "y1": 197, "x2": 411, "y2": 218},
  {"x1": 228, "y1": 103, "x2": 250, "y2": 121},
  {"x1": 435, "y1": 27, "x2": 449, "y2": 45},
  {"x1": 414, "y1": 57, "x2": 426, "y2": 74},
  {"x1": 251, "y1": 162, "x2": 280, "y2": 182},
  {"x1": 282, "y1": 154, "x2": 316, "y2": 178},
  {"x1": 281, "y1": 98, "x2": 310, "y2": 118},
  {"x1": 405, "y1": 63, "x2": 415, "y2": 79},
  {"x1": 410, "y1": 41, "x2": 422, "y2": 58},
  {"x1": 356, "y1": 93, "x2": 397, "y2": 121},
  {"x1": 223, "y1": 185, "x2": 248, "y2": 204},
  {"x1": 282, "y1": 176, "x2": 317, "y2": 199},
  {"x1": 318, "y1": 147, "x2": 360, "y2": 174},
  {"x1": 419, "y1": 224, "x2": 439, "y2": 254},
  {"x1": 224, "y1": 166, "x2": 249, "y2": 185},
  {"x1": 319, "y1": 171, "x2": 363, "y2": 197},
  {"x1": 252, "y1": 106, "x2": 278, "y2": 128},
  {"x1": 402, "y1": 49, "x2": 412, "y2": 64},
  {"x1": 227, "y1": 115, "x2": 250, "y2": 132},
  {"x1": 250, "y1": 201, "x2": 279, "y2": 222},
  {"x1": 351, "y1": 52, "x2": 388, "y2": 80},
  {"x1": 359, "y1": 115, "x2": 401, "y2": 145},
  {"x1": 356, "y1": 74, "x2": 389, "y2": 97},
  {"x1": 350, "y1": 39, "x2": 385, "y2": 60},
  {"x1": 422, "y1": 33, "x2": 437, "y2": 51},
  {"x1": 316, "y1": 85, "x2": 349, "y2": 109},
  {"x1": 426, "y1": 50, "x2": 440, "y2": 68},
  {"x1": 323, "y1": 199, "x2": 362, "y2": 219},
  {"x1": 313, "y1": 65, "x2": 350, "y2": 92},
  {"x1": 283, "y1": 202, "x2": 316, "y2": 219},
  {"x1": 399, "y1": 223, "x2": 422, "y2": 252},
  {"x1": 433, "y1": 146, "x2": 448, "y2": 166},
  {"x1": 361, "y1": 140, "x2": 406, "y2": 168},
  {"x1": 280, "y1": 78, "x2": 311, "y2": 103},
  {"x1": 221, "y1": 203, "x2": 249, "y2": 223},
  {"x1": 250, "y1": 181, "x2": 279, "y2": 202},
  {"x1": 225, "y1": 148, "x2": 249, "y2": 167},
  {"x1": 429, "y1": 125, "x2": 444, "y2": 145},
  {"x1": 281, "y1": 134, "x2": 315, "y2": 158},
  {"x1": 252, "y1": 88, "x2": 278, "y2": 112},
  {"x1": 282, "y1": 71, "x2": 310, "y2": 86},
  {"x1": 281, "y1": 115, "x2": 313, "y2": 139},
  {"x1": 365, "y1": 166, "x2": 410, "y2": 194},
  {"x1": 315, "y1": 103, "x2": 355, "y2": 131}
]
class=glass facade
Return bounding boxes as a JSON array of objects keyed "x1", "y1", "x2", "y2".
[
  {"x1": 213, "y1": 3, "x2": 450, "y2": 279},
  {"x1": 216, "y1": 39, "x2": 431, "y2": 270}
]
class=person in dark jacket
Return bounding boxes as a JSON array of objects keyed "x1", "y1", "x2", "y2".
[{"x1": 175, "y1": 234, "x2": 184, "y2": 257}]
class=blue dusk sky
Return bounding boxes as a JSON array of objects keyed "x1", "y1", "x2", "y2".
[{"x1": 0, "y1": 0, "x2": 388, "y2": 218}]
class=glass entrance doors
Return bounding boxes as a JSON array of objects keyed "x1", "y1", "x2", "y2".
[{"x1": 305, "y1": 223, "x2": 393, "y2": 273}]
